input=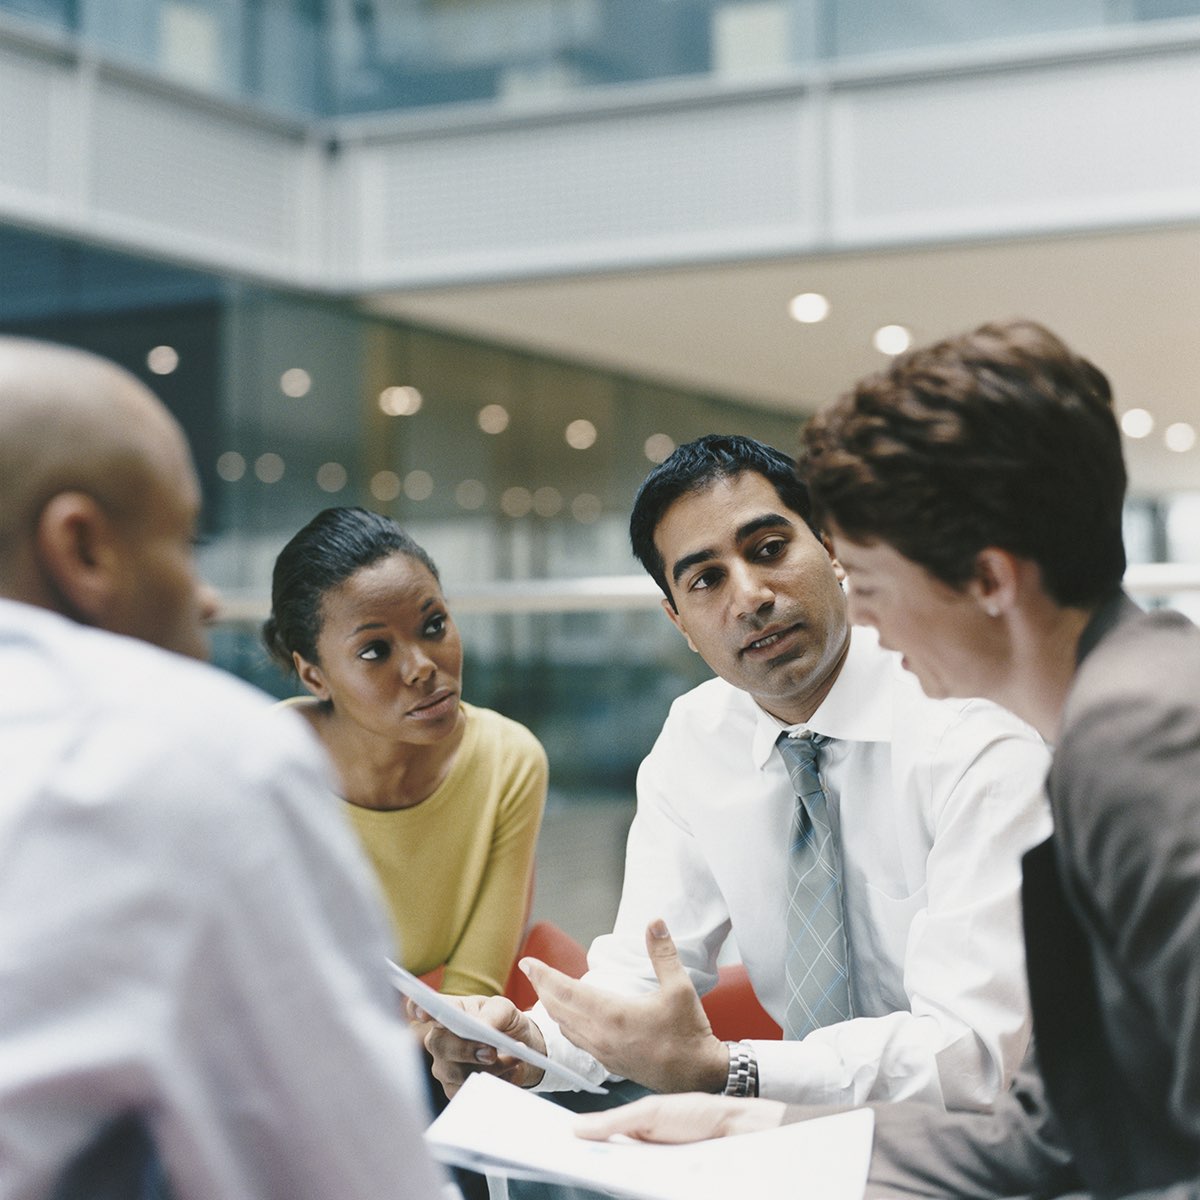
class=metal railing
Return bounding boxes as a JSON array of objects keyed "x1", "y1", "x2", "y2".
[{"x1": 213, "y1": 562, "x2": 1200, "y2": 625}]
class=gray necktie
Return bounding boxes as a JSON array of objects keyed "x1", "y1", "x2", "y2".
[{"x1": 777, "y1": 732, "x2": 853, "y2": 1039}]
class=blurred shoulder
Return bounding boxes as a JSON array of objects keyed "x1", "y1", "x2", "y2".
[{"x1": 5, "y1": 602, "x2": 330, "y2": 799}]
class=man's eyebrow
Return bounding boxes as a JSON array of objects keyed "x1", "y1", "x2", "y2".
[
  {"x1": 736, "y1": 513, "x2": 793, "y2": 541},
  {"x1": 669, "y1": 513, "x2": 795, "y2": 586},
  {"x1": 671, "y1": 546, "x2": 717, "y2": 587}
]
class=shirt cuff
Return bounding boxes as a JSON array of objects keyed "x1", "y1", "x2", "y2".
[{"x1": 525, "y1": 1006, "x2": 613, "y2": 1093}]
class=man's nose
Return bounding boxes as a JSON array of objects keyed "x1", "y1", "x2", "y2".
[{"x1": 729, "y1": 561, "x2": 774, "y2": 617}]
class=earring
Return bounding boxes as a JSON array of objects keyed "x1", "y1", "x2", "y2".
[{"x1": 984, "y1": 603, "x2": 1001, "y2": 618}]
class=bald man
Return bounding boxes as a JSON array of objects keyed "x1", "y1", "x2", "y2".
[{"x1": 0, "y1": 338, "x2": 450, "y2": 1200}]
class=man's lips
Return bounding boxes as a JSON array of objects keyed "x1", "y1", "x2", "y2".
[{"x1": 740, "y1": 623, "x2": 802, "y2": 656}]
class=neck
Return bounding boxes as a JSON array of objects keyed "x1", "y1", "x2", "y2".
[
  {"x1": 994, "y1": 599, "x2": 1095, "y2": 743},
  {"x1": 307, "y1": 704, "x2": 465, "y2": 810},
  {"x1": 759, "y1": 628, "x2": 851, "y2": 726}
]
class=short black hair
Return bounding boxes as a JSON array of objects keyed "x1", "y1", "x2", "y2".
[
  {"x1": 629, "y1": 434, "x2": 818, "y2": 610},
  {"x1": 262, "y1": 506, "x2": 439, "y2": 672}
]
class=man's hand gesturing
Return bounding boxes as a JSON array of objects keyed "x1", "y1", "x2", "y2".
[{"x1": 521, "y1": 919, "x2": 728, "y2": 1094}]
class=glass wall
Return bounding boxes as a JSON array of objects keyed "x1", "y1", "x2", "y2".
[
  {"x1": 5, "y1": 224, "x2": 1200, "y2": 796},
  {"x1": 0, "y1": 223, "x2": 802, "y2": 793},
  {"x1": 3, "y1": 0, "x2": 1198, "y2": 117}
]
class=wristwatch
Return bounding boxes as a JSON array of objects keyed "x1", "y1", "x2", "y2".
[{"x1": 723, "y1": 1039, "x2": 759, "y2": 1097}]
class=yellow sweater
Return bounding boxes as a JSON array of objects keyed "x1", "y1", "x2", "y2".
[{"x1": 342, "y1": 702, "x2": 547, "y2": 996}]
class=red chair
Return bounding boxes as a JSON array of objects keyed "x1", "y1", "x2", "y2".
[
  {"x1": 504, "y1": 920, "x2": 589, "y2": 1010},
  {"x1": 701, "y1": 962, "x2": 782, "y2": 1041}
]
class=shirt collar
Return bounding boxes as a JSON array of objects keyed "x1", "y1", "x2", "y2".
[{"x1": 750, "y1": 625, "x2": 898, "y2": 767}]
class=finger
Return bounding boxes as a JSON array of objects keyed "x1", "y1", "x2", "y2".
[
  {"x1": 519, "y1": 957, "x2": 579, "y2": 1012},
  {"x1": 476, "y1": 994, "x2": 527, "y2": 1040},
  {"x1": 644, "y1": 918, "x2": 691, "y2": 991},
  {"x1": 573, "y1": 1098, "x2": 679, "y2": 1144},
  {"x1": 519, "y1": 956, "x2": 566, "y2": 992},
  {"x1": 424, "y1": 1023, "x2": 499, "y2": 1067},
  {"x1": 574, "y1": 1109, "x2": 637, "y2": 1142},
  {"x1": 404, "y1": 998, "x2": 433, "y2": 1023}
]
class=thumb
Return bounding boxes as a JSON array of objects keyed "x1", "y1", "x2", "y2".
[
  {"x1": 645, "y1": 919, "x2": 690, "y2": 989},
  {"x1": 518, "y1": 955, "x2": 562, "y2": 997}
]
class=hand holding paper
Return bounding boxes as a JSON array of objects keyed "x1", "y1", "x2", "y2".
[{"x1": 387, "y1": 960, "x2": 605, "y2": 1097}]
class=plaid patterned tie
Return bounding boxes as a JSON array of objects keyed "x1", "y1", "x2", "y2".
[{"x1": 777, "y1": 731, "x2": 853, "y2": 1039}]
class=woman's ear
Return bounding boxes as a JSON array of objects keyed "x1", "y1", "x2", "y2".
[
  {"x1": 34, "y1": 492, "x2": 123, "y2": 626},
  {"x1": 293, "y1": 651, "x2": 331, "y2": 701},
  {"x1": 971, "y1": 547, "x2": 1020, "y2": 618}
]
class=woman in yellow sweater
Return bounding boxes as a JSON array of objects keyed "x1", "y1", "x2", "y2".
[{"x1": 262, "y1": 506, "x2": 547, "y2": 997}]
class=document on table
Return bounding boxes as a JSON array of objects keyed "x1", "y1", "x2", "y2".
[
  {"x1": 386, "y1": 960, "x2": 607, "y2": 1095},
  {"x1": 426, "y1": 1072, "x2": 875, "y2": 1200}
]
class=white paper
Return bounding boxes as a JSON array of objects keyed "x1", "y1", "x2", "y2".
[
  {"x1": 426, "y1": 1072, "x2": 875, "y2": 1200},
  {"x1": 387, "y1": 959, "x2": 607, "y2": 1095}
]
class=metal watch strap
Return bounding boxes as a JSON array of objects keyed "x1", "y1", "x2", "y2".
[{"x1": 723, "y1": 1040, "x2": 759, "y2": 1097}]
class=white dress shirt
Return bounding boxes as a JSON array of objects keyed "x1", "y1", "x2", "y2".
[
  {"x1": 531, "y1": 626, "x2": 1052, "y2": 1110},
  {"x1": 0, "y1": 599, "x2": 450, "y2": 1200}
]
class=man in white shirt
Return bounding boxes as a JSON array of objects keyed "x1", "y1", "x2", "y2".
[
  {"x1": 423, "y1": 434, "x2": 1050, "y2": 1112},
  {"x1": 0, "y1": 336, "x2": 450, "y2": 1200}
]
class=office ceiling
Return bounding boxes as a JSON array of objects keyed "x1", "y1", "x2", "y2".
[{"x1": 366, "y1": 222, "x2": 1200, "y2": 498}]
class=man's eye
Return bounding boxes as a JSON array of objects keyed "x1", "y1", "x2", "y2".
[
  {"x1": 755, "y1": 538, "x2": 786, "y2": 560},
  {"x1": 690, "y1": 570, "x2": 721, "y2": 592}
]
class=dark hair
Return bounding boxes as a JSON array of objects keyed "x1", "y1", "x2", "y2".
[
  {"x1": 629, "y1": 434, "x2": 818, "y2": 609},
  {"x1": 798, "y1": 319, "x2": 1127, "y2": 608},
  {"x1": 262, "y1": 507, "x2": 440, "y2": 671}
]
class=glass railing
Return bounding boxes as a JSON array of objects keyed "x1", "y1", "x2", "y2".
[{"x1": 4, "y1": 0, "x2": 1200, "y2": 118}]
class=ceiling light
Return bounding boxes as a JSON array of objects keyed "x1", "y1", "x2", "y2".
[
  {"x1": 533, "y1": 487, "x2": 564, "y2": 517},
  {"x1": 872, "y1": 325, "x2": 912, "y2": 356},
  {"x1": 216, "y1": 451, "x2": 246, "y2": 482},
  {"x1": 788, "y1": 293, "x2": 830, "y2": 324},
  {"x1": 500, "y1": 486, "x2": 533, "y2": 517},
  {"x1": 455, "y1": 479, "x2": 486, "y2": 510},
  {"x1": 280, "y1": 368, "x2": 311, "y2": 398},
  {"x1": 370, "y1": 470, "x2": 401, "y2": 501},
  {"x1": 1165, "y1": 422, "x2": 1196, "y2": 453},
  {"x1": 1120, "y1": 408, "x2": 1154, "y2": 439},
  {"x1": 565, "y1": 419, "x2": 597, "y2": 450},
  {"x1": 316, "y1": 462, "x2": 348, "y2": 493},
  {"x1": 379, "y1": 385, "x2": 422, "y2": 416},
  {"x1": 478, "y1": 404, "x2": 510, "y2": 434},
  {"x1": 571, "y1": 493, "x2": 602, "y2": 524},
  {"x1": 147, "y1": 345, "x2": 179, "y2": 375},
  {"x1": 254, "y1": 453, "x2": 285, "y2": 484},
  {"x1": 644, "y1": 433, "x2": 675, "y2": 463},
  {"x1": 404, "y1": 470, "x2": 434, "y2": 500}
]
